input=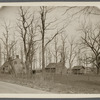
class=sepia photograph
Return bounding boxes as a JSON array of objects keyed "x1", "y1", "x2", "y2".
[{"x1": 0, "y1": 2, "x2": 100, "y2": 96}]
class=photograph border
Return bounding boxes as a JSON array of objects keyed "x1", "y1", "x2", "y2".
[{"x1": 0, "y1": 1, "x2": 100, "y2": 99}]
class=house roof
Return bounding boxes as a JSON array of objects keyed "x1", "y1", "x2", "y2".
[
  {"x1": 0, "y1": 61, "x2": 10, "y2": 71},
  {"x1": 72, "y1": 66, "x2": 85, "y2": 70},
  {"x1": 2, "y1": 61, "x2": 10, "y2": 67},
  {"x1": 45, "y1": 62, "x2": 67, "y2": 69},
  {"x1": 45, "y1": 63, "x2": 57, "y2": 69}
]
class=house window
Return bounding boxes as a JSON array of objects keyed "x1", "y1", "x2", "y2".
[{"x1": 14, "y1": 61, "x2": 17, "y2": 64}]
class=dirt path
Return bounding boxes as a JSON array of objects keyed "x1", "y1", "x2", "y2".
[{"x1": 0, "y1": 81, "x2": 51, "y2": 93}]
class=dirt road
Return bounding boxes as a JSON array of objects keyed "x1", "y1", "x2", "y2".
[{"x1": 0, "y1": 81, "x2": 50, "y2": 93}]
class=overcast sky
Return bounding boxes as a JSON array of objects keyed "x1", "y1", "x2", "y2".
[{"x1": 0, "y1": 6, "x2": 99, "y2": 39}]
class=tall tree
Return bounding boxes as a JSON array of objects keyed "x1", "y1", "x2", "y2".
[
  {"x1": 39, "y1": 6, "x2": 64, "y2": 72},
  {"x1": 60, "y1": 33, "x2": 68, "y2": 67},
  {"x1": 53, "y1": 36, "x2": 60, "y2": 64},
  {"x1": 80, "y1": 22, "x2": 100, "y2": 74},
  {"x1": 17, "y1": 7, "x2": 38, "y2": 76},
  {"x1": 68, "y1": 36, "x2": 78, "y2": 73},
  {"x1": 0, "y1": 20, "x2": 17, "y2": 61},
  {"x1": 20, "y1": 45, "x2": 23, "y2": 63}
]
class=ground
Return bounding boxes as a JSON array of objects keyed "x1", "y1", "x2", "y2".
[
  {"x1": 0, "y1": 73, "x2": 100, "y2": 93},
  {"x1": 0, "y1": 81, "x2": 50, "y2": 93}
]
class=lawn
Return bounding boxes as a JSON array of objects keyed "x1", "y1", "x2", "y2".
[{"x1": 0, "y1": 73, "x2": 100, "y2": 93}]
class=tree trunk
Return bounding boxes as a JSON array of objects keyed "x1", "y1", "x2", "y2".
[
  {"x1": 42, "y1": 35, "x2": 45, "y2": 72},
  {"x1": 97, "y1": 67, "x2": 99, "y2": 75},
  {"x1": 69, "y1": 63, "x2": 72, "y2": 74},
  {"x1": 25, "y1": 59, "x2": 32, "y2": 78}
]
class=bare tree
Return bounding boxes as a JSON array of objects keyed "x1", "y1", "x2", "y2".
[
  {"x1": 0, "y1": 20, "x2": 17, "y2": 61},
  {"x1": 52, "y1": 36, "x2": 60, "y2": 64},
  {"x1": 68, "y1": 36, "x2": 78, "y2": 73},
  {"x1": 17, "y1": 7, "x2": 38, "y2": 76},
  {"x1": 81, "y1": 52, "x2": 89, "y2": 67},
  {"x1": 47, "y1": 47, "x2": 52, "y2": 64},
  {"x1": 60, "y1": 33, "x2": 68, "y2": 67},
  {"x1": 38, "y1": 6, "x2": 64, "y2": 72},
  {"x1": 64, "y1": 6, "x2": 100, "y2": 20},
  {"x1": 80, "y1": 22, "x2": 100, "y2": 74},
  {"x1": 0, "y1": 20, "x2": 17, "y2": 76},
  {"x1": 11, "y1": 32, "x2": 17, "y2": 59},
  {"x1": 20, "y1": 44, "x2": 24, "y2": 63},
  {"x1": 38, "y1": 45, "x2": 42, "y2": 69}
]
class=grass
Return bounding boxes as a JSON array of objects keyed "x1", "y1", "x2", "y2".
[{"x1": 0, "y1": 73, "x2": 100, "y2": 93}]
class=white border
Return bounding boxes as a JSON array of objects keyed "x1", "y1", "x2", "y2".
[
  {"x1": 0, "y1": 94, "x2": 100, "y2": 98},
  {"x1": 0, "y1": 2, "x2": 100, "y2": 98},
  {"x1": 0, "y1": 2, "x2": 100, "y2": 6}
]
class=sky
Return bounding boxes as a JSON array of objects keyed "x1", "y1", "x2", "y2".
[
  {"x1": 0, "y1": 6, "x2": 100, "y2": 68},
  {"x1": 0, "y1": 6, "x2": 99, "y2": 38}
]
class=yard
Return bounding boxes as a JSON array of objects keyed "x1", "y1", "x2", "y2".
[{"x1": 0, "y1": 73, "x2": 100, "y2": 93}]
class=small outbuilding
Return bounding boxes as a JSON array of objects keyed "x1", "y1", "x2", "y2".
[
  {"x1": 72, "y1": 66, "x2": 85, "y2": 74},
  {"x1": 45, "y1": 63, "x2": 56, "y2": 73},
  {"x1": 45, "y1": 62, "x2": 67, "y2": 75},
  {"x1": 85, "y1": 67, "x2": 97, "y2": 74}
]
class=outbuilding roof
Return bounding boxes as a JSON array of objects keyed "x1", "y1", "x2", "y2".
[
  {"x1": 45, "y1": 62, "x2": 67, "y2": 69},
  {"x1": 45, "y1": 63, "x2": 57, "y2": 69},
  {"x1": 72, "y1": 66, "x2": 85, "y2": 70}
]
